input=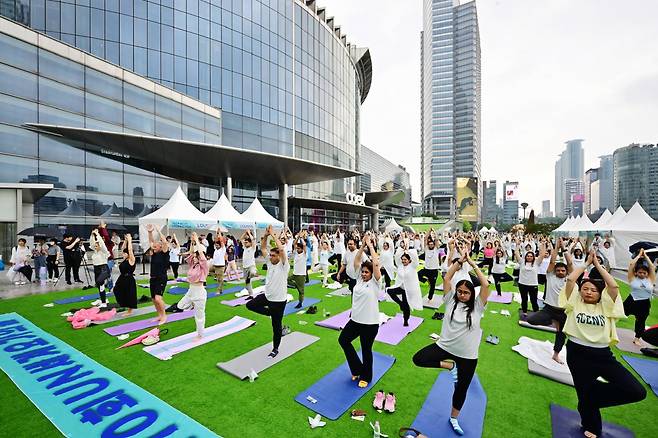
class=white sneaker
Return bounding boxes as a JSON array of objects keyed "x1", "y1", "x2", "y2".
[
  {"x1": 99, "y1": 302, "x2": 107, "y2": 309},
  {"x1": 91, "y1": 299, "x2": 102, "y2": 306},
  {"x1": 20, "y1": 281, "x2": 26, "y2": 285},
  {"x1": 14, "y1": 281, "x2": 21, "y2": 286}
]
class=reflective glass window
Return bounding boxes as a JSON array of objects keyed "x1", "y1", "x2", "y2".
[
  {"x1": 85, "y1": 192, "x2": 124, "y2": 216},
  {"x1": 38, "y1": 135, "x2": 84, "y2": 165},
  {"x1": 86, "y1": 167, "x2": 122, "y2": 195},
  {"x1": 38, "y1": 104, "x2": 84, "y2": 126},
  {"x1": 0, "y1": 93, "x2": 37, "y2": 125},
  {"x1": 105, "y1": 11, "x2": 119, "y2": 41},
  {"x1": 0, "y1": 63, "x2": 37, "y2": 101},
  {"x1": 123, "y1": 105, "x2": 155, "y2": 134},
  {"x1": 39, "y1": 76, "x2": 84, "y2": 114},
  {"x1": 76, "y1": 5, "x2": 90, "y2": 37},
  {"x1": 124, "y1": 83, "x2": 154, "y2": 112},
  {"x1": 85, "y1": 93, "x2": 123, "y2": 125},
  {"x1": 134, "y1": 18, "x2": 147, "y2": 47},
  {"x1": 0, "y1": 153, "x2": 38, "y2": 184},
  {"x1": 155, "y1": 95, "x2": 181, "y2": 122},
  {"x1": 45, "y1": 0, "x2": 60, "y2": 32},
  {"x1": 134, "y1": 47, "x2": 147, "y2": 76},
  {"x1": 86, "y1": 68, "x2": 123, "y2": 101},
  {"x1": 39, "y1": 50, "x2": 84, "y2": 87},
  {"x1": 0, "y1": 33, "x2": 38, "y2": 72},
  {"x1": 119, "y1": 14, "x2": 133, "y2": 44},
  {"x1": 39, "y1": 160, "x2": 85, "y2": 190},
  {"x1": 86, "y1": 152, "x2": 122, "y2": 170},
  {"x1": 155, "y1": 116, "x2": 181, "y2": 139},
  {"x1": 0, "y1": 123, "x2": 37, "y2": 157}
]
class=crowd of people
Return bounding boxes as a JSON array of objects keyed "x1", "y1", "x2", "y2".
[{"x1": 6, "y1": 222, "x2": 656, "y2": 437}]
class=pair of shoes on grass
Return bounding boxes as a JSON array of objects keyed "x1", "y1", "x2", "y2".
[
  {"x1": 373, "y1": 390, "x2": 396, "y2": 412},
  {"x1": 485, "y1": 334, "x2": 500, "y2": 345}
]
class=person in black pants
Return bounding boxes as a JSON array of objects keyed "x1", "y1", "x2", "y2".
[
  {"x1": 146, "y1": 224, "x2": 170, "y2": 324},
  {"x1": 246, "y1": 225, "x2": 290, "y2": 358},
  {"x1": 418, "y1": 234, "x2": 440, "y2": 300},
  {"x1": 561, "y1": 251, "x2": 646, "y2": 438},
  {"x1": 62, "y1": 234, "x2": 83, "y2": 284}
]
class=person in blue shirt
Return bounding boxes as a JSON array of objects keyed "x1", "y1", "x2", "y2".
[{"x1": 625, "y1": 249, "x2": 656, "y2": 345}]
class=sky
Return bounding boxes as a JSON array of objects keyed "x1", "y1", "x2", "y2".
[{"x1": 323, "y1": 0, "x2": 658, "y2": 214}]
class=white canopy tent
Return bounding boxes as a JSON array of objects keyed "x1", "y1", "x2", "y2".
[
  {"x1": 606, "y1": 203, "x2": 658, "y2": 269},
  {"x1": 604, "y1": 206, "x2": 627, "y2": 229},
  {"x1": 570, "y1": 215, "x2": 594, "y2": 236},
  {"x1": 241, "y1": 198, "x2": 284, "y2": 231},
  {"x1": 553, "y1": 216, "x2": 575, "y2": 234},
  {"x1": 591, "y1": 209, "x2": 612, "y2": 230},
  {"x1": 488, "y1": 226, "x2": 498, "y2": 234},
  {"x1": 204, "y1": 193, "x2": 254, "y2": 232},
  {"x1": 383, "y1": 218, "x2": 403, "y2": 234},
  {"x1": 138, "y1": 187, "x2": 217, "y2": 249},
  {"x1": 478, "y1": 226, "x2": 489, "y2": 234}
]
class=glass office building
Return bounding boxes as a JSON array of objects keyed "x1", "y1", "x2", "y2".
[
  {"x1": 420, "y1": 0, "x2": 481, "y2": 219},
  {"x1": 0, "y1": 0, "x2": 373, "y2": 249},
  {"x1": 613, "y1": 143, "x2": 658, "y2": 220}
]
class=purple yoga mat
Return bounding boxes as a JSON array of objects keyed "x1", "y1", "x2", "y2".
[
  {"x1": 376, "y1": 314, "x2": 423, "y2": 345},
  {"x1": 221, "y1": 293, "x2": 264, "y2": 307},
  {"x1": 314, "y1": 309, "x2": 351, "y2": 330},
  {"x1": 487, "y1": 292, "x2": 513, "y2": 304},
  {"x1": 103, "y1": 311, "x2": 195, "y2": 336}
]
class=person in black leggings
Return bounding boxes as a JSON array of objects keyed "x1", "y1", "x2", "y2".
[
  {"x1": 514, "y1": 238, "x2": 545, "y2": 317},
  {"x1": 412, "y1": 247, "x2": 490, "y2": 436}
]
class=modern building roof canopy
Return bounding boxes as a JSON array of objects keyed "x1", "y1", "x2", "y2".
[
  {"x1": 289, "y1": 196, "x2": 380, "y2": 215},
  {"x1": 363, "y1": 190, "x2": 404, "y2": 207},
  {"x1": 27, "y1": 124, "x2": 361, "y2": 187},
  {"x1": 0, "y1": 183, "x2": 54, "y2": 203}
]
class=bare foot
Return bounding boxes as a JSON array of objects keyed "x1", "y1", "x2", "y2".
[
  {"x1": 584, "y1": 430, "x2": 597, "y2": 438},
  {"x1": 194, "y1": 335, "x2": 203, "y2": 342},
  {"x1": 125, "y1": 309, "x2": 133, "y2": 316},
  {"x1": 158, "y1": 315, "x2": 167, "y2": 325},
  {"x1": 552, "y1": 352, "x2": 564, "y2": 364},
  {"x1": 633, "y1": 338, "x2": 643, "y2": 346}
]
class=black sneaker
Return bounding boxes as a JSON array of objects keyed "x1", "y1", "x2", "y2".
[
  {"x1": 268, "y1": 349, "x2": 279, "y2": 358},
  {"x1": 306, "y1": 306, "x2": 317, "y2": 314},
  {"x1": 281, "y1": 325, "x2": 291, "y2": 336},
  {"x1": 245, "y1": 296, "x2": 254, "y2": 301},
  {"x1": 432, "y1": 312, "x2": 445, "y2": 320},
  {"x1": 294, "y1": 302, "x2": 303, "y2": 309}
]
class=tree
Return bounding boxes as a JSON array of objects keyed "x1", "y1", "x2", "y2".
[
  {"x1": 463, "y1": 220, "x2": 472, "y2": 232},
  {"x1": 528, "y1": 209, "x2": 535, "y2": 225}
]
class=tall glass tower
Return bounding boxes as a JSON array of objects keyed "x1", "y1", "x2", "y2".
[{"x1": 421, "y1": 0, "x2": 481, "y2": 219}]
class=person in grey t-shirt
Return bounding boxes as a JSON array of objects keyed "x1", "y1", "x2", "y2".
[{"x1": 412, "y1": 247, "x2": 490, "y2": 436}]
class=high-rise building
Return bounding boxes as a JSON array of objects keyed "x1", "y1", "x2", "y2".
[
  {"x1": 421, "y1": 0, "x2": 481, "y2": 219},
  {"x1": 554, "y1": 139, "x2": 585, "y2": 217},
  {"x1": 584, "y1": 168, "x2": 599, "y2": 215},
  {"x1": 541, "y1": 200, "x2": 551, "y2": 218},
  {"x1": 483, "y1": 180, "x2": 498, "y2": 223},
  {"x1": 598, "y1": 154, "x2": 614, "y2": 212},
  {"x1": 564, "y1": 178, "x2": 585, "y2": 217},
  {"x1": 613, "y1": 143, "x2": 658, "y2": 219},
  {"x1": 502, "y1": 181, "x2": 519, "y2": 224}
]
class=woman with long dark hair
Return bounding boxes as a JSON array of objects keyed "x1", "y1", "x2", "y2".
[
  {"x1": 412, "y1": 247, "x2": 490, "y2": 436},
  {"x1": 387, "y1": 252, "x2": 423, "y2": 327},
  {"x1": 515, "y1": 239, "x2": 546, "y2": 317},
  {"x1": 490, "y1": 247, "x2": 512, "y2": 296},
  {"x1": 561, "y1": 250, "x2": 646, "y2": 438},
  {"x1": 114, "y1": 234, "x2": 137, "y2": 315},
  {"x1": 625, "y1": 249, "x2": 656, "y2": 345}
]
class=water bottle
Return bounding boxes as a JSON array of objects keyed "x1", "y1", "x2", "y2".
[
  {"x1": 40, "y1": 267, "x2": 47, "y2": 286},
  {"x1": 0, "y1": 255, "x2": 4, "y2": 271}
]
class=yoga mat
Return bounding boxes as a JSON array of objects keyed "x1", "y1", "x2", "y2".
[
  {"x1": 294, "y1": 351, "x2": 396, "y2": 420},
  {"x1": 422, "y1": 294, "x2": 444, "y2": 309},
  {"x1": 528, "y1": 359, "x2": 573, "y2": 386},
  {"x1": 315, "y1": 309, "x2": 352, "y2": 330},
  {"x1": 221, "y1": 293, "x2": 262, "y2": 307},
  {"x1": 138, "y1": 280, "x2": 178, "y2": 288},
  {"x1": 144, "y1": 316, "x2": 256, "y2": 360},
  {"x1": 328, "y1": 287, "x2": 351, "y2": 297},
  {"x1": 518, "y1": 310, "x2": 557, "y2": 333},
  {"x1": 617, "y1": 327, "x2": 649, "y2": 355},
  {"x1": 411, "y1": 372, "x2": 487, "y2": 438},
  {"x1": 288, "y1": 279, "x2": 321, "y2": 288},
  {"x1": 283, "y1": 298, "x2": 321, "y2": 316},
  {"x1": 168, "y1": 283, "x2": 220, "y2": 295},
  {"x1": 487, "y1": 292, "x2": 513, "y2": 304},
  {"x1": 54, "y1": 291, "x2": 114, "y2": 305},
  {"x1": 624, "y1": 355, "x2": 658, "y2": 397},
  {"x1": 90, "y1": 305, "x2": 157, "y2": 325},
  {"x1": 550, "y1": 404, "x2": 634, "y2": 438},
  {"x1": 217, "y1": 332, "x2": 320, "y2": 379},
  {"x1": 376, "y1": 314, "x2": 423, "y2": 346},
  {"x1": 103, "y1": 310, "x2": 195, "y2": 336}
]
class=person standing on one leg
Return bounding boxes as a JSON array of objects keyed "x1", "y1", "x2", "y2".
[
  {"x1": 527, "y1": 237, "x2": 572, "y2": 363},
  {"x1": 515, "y1": 237, "x2": 545, "y2": 318},
  {"x1": 319, "y1": 239, "x2": 333, "y2": 287},
  {"x1": 339, "y1": 233, "x2": 382, "y2": 388},
  {"x1": 490, "y1": 248, "x2": 511, "y2": 296},
  {"x1": 412, "y1": 247, "x2": 490, "y2": 436},
  {"x1": 246, "y1": 225, "x2": 289, "y2": 358},
  {"x1": 560, "y1": 250, "x2": 646, "y2": 438},
  {"x1": 98, "y1": 221, "x2": 115, "y2": 293},
  {"x1": 388, "y1": 253, "x2": 424, "y2": 326},
  {"x1": 288, "y1": 232, "x2": 307, "y2": 308},
  {"x1": 625, "y1": 249, "x2": 655, "y2": 346},
  {"x1": 176, "y1": 233, "x2": 209, "y2": 341},
  {"x1": 89, "y1": 229, "x2": 111, "y2": 308},
  {"x1": 146, "y1": 224, "x2": 170, "y2": 324},
  {"x1": 240, "y1": 230, "x2": 258, "y2": 299},
  {"x1": 113, "y1": 234, "x2": 137, "y2": 315},
  {"x1": 418, "y1": 232, "x2": 440, "y2": 300}
]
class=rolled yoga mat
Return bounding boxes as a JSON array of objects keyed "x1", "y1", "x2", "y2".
[
  {"x1": 487, "y1": 292, "x2": 513, "y2": 304},
  {"x1": 528, "y1": 359, "x2": 573, "y2": 386},
  {"x1": 422, "y1": 294, "x2": 443, "y2": 309},
  {"x1": 89, "y1": 305, "x2": 157, "y2": 325},
  {"x1": 411, "y1": 372, "x2": 486, "y2": 438},
  {"x1": 623, "y1": 355, "x2": 658, "y2": 397},
  {"x1": 143, "y1": 316, "x2": 256, "y2": 360},
  {"x1": 550, "y1": 403, "x2": 634, "y2": 438},
  {"x1": 217, "y1": 331, "x2": 320, "y2": 379},
  {"x1": 54, "y1": 291, "x2": 114, "y2": 305},
  {"x1": 616, "y1": 327, "x2": 650, "y2": 355},
  {"x1": 103, "y1": 310, "x2": 195, "y2": 336},
  {"x1": 375, "y1": 314, "x2": 423, "y2": 346},
  {"x1": 294, "y1": 351, "x2": 396, "y2": 420}
]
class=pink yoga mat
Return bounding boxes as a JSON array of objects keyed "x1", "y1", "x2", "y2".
[
  {"x1": 143, "y1": 316, "x2": 256, "y2": 360},
  {"x1": 103, "y1": 311, "x2": 195, "y2": 336},
  {"x1": 376, "y1": 314, "x2": 423, "y2": 345},
  {"x1": 487, "y1": 292, "x2": 513, "y2": 304},
  {"x1": 221, "y1": 293, "x2": 263, "y2": 307},
  {"x1": 314, "y1": 309, "x2": 351, "y2": 330}
]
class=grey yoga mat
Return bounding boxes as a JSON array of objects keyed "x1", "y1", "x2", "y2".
[
  {"x1": 217, "y1": 331, "x2": 320, "y2": 380},
  {"x1": 528, "y1": 359, "x2": 573, "y2": 386},
  {"x1": 518, "y1": 310, "x2": 557, "y2": 333},
  {"x1": 89, "y1": 305, "x2": 157, "y2": 325},
  {"x1": 616, "y1": 327, "x2": 649, "y2": 354}
]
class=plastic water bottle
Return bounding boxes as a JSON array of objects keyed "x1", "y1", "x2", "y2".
[{"x1": 40, "y1": 267, "x2": 47, "y2": 286}]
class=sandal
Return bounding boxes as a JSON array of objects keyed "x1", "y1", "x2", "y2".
[{"x1": 373, "y1": 389, "x2": 385, "y2": 410}]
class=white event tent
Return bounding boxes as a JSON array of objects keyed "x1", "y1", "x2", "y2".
[
  {"x1": 605, "y1": 203, "x2": 658, "y2": 269},
  {"x1": 138, "y1": 187, "x2": 217, "y2": 249},
  {"x1": 383, "y1": 218, "x2": 403, "y2": 234},
  {"x1": 478, "y1": 226, "x2": 489, "y2": 234},
  {"x1": 241, "y1": 198, "x2": 284, "y2": 231},
  {"x1": 204, "y1": 193, "x2": 254, "y2": 232}
]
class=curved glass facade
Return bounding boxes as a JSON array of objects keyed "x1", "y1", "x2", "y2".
[{"x1": 3, "y1": 0, "x2": 361, "y2": 196}]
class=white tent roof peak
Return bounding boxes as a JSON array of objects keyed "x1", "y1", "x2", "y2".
[
  {"x1": 605, "y1": 206, "x2": 627, "y2": 229},
  {"x1": 611, "y1": 202, "x2": 658, "y2": 232},
  {"x1": 141, "y1": 186, "x2": 208, "y2": 221},
  {"x1": 592, "y1": 209, "x2": 612, "y2": 229},
  {"x1": 242, "y1": 198, "x2": 284, "y2": 228},
  {"x1": 205, "y1": 193, "x2": 254, "y2": 229}
]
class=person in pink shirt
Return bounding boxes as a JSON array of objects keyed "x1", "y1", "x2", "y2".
[
  {"x1": 173, "y1": 233, "x2": 209, "y2": 341},
  {"x1": 482, "y1": 241, "x2": 495, "y2": 274}
]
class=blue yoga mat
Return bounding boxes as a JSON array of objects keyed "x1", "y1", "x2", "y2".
[
  {"x1": 294, "y1": 351, "x2": 395, "y2": 420},
  {"x1": 624, "y1": 355, "x2": 658, "y2": 397},
  {"x1": 288, "y1": 279, "x2": 321, "y2": 288},
  {"x1": 283, "y1": 297, "x2": 321, "y2": 316},
  {"x1": 168, "y1": 283, "x2": 236, "y2": 295},
  {"x1": 550, "y1": 404, "x2": 634, "y2": 438},
  {"x1": 411, "y1": 372, "x2": 486, "y2": 438},
  {"x1": 54, "y1": 291, "x2": 114, "y2": 305}
]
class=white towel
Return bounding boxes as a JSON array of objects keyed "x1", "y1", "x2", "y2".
[{"x1": 512, "y1": 336, "x2": 570, "y2": 374}]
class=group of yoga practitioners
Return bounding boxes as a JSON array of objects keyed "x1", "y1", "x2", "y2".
[{"x1": 30, "y1": 219, "x2": 653, "y2": 437}]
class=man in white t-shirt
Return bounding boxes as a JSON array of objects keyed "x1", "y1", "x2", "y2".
[
  {"x1": 246, "y1": 225, "x2": 290, "y2": 358},
  {"x1": 418, "y1": 235, "x2": 440, "y2": 299},
  {"x1": 335, "y1": 238, "x2": 369, "y2": 292},
  {"x1": 288, "y1": 232, "x2": 307, "y2": 308},
  {"x1": 240, "y1": 230, "x2": 258, "y2": 298},
  {"x1": 211, "y1": 235, "x2": 227, "y2": 293}
]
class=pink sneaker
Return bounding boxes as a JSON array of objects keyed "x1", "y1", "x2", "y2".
[
  {"x1": 373, "y1": 390, "x2": 385, "y2": 410},
  {"x1": 384, "y1": 392, "x2": 396, "y2": 413}
]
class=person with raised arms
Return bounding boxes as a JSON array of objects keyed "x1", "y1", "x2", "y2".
[
  {"x1": 175, "y1": 232, "x2": 209, "y2": 341},
  {"x1": 625, "y1": 248, "x2": 656, "y2": 346},
  {"x1": 146, "y1": 223, "x2": 170, "y2": 324},
  {"x1": 418, "y1": 230, "x2": 441, "y2": 301},
  {"x1": 288, "y1": 231, "x2": 307, "y2": 308},
  {"x1": 338, "y1": 233, "x2": 382, "y2": 388},
  {"x1": 526, "y1": 237, "x2": 573, "y2": 363},
  {"x1": 412, "y1": 246, "x2": 490, "y2": 436},
  {"x1": 113, "y1": 234, "x2": 137, "y2": 315},
  {"x1": 387, "y1": 249, "x2": 423, "y2": 327},
  {"x1": 334, "y1": 237, "x2": 368, "y2": 292},
  {"x1": 246, "y1": 225, "x2": 290, "y2": 358},
  {"x1": 560, "y1": 250, "x2": 646, "y2": 438},
  {"x1": 515, "y1": 237, "x2": 546, "y2": 318},
  {"x1": 240, "y1": 229, "x2": 258, "y2": 299}
]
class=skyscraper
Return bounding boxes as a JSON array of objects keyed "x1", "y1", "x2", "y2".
[
  {"x1": 502, "y1": 181, "x2": 519, "y2": 224},
  {"x1": 598, "y1": 154, "x2": 614, "y2": 212},
  {"x1": 542, "y1": 200, "x2": 551, "y2": 218},
  {"x1": 421, "y1": 0, "x2": 481, "y2": 219},
  {"x1": 554, "y1": 139, "x2": 585, "y2": 217},
  {"x1": 613, "y1": 143, "x2": 658, "y2": 219},
  {"x1": 483, "y1": 180, "x2": 498, "y2": 223}
]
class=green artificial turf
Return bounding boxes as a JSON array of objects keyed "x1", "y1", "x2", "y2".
[{"x1": 0, "y1": 269, "x2": 656, "y2": 438}]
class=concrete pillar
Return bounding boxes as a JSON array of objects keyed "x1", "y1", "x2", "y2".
[
  {"x1": 279, "y1": 183, "x2": 288, "y2": 226},
  {"x1": 371, "y1": 204, "x2": 379, "y2": 231},
  {"x1": 225, "y1": 176, "x2": 233, "y2": 204}
]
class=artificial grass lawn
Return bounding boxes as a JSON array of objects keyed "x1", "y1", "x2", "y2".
[{"x1": 0, "y1": 269, "x2": 657, "y2": 438}]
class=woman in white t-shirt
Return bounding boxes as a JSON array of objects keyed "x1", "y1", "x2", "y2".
[
  {"x1": 318, "y1": 239, "x2": 333, "y2": 287},
  {"x1": 240, "y1": 230, "x2": 258, "y2": 298},
  {"x1": 412, "y1": 247, "x2": 490, "y2": 436},
  {"x1": 338, "y1": 233, "x2": 382, "y2": 389},
  {"x1": 387, "y1": 252, "x2": 423, "y2": 326},
  {"x1": 168, "y1": 235, "x2": 181, "y2": 279},
  {"x1": 515, "y1": 239, "x2": 546, "y2": 317},
  {"x1": 379, "y1": 240, "x2": 395, "y2": 288}
]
